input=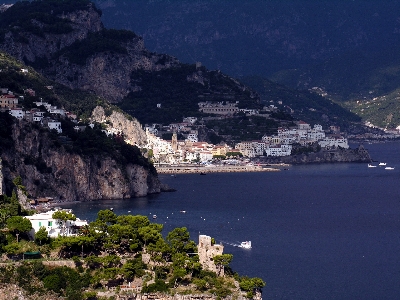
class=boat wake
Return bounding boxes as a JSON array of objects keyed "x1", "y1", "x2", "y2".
[{"x1": 221, "y1": 240, "x2": 252, "y2": 249}]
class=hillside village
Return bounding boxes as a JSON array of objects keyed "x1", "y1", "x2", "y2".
[{"x1": 0, "y1": 81, "x2": 385, "y2": 167}]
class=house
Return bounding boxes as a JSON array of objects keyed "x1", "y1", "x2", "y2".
[
  {"x1": 9, "y1": 108, "x2": 24, "y2": 119},
  {"x1": 0, "y1": 94, "x2": 18, "y2": 109},
  {"x1": 47, "y1": 120, "x2": 62, "y2": 133},
  {"x1": 185, "y1": 130, "x2": 198, "y2": 143},
  {"x1": 182, "y1": 117, "x2": 198, "y2": 124},
  {"x1": 25, "y1": 209, "x2": 88, "y2": 238}
]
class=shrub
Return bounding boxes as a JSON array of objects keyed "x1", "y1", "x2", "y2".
[{"x1": 142, "y1": 279, "x2": 169, "y2": 293}]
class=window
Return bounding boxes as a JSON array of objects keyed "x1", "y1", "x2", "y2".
[
  {"x1": 48, "y1": 221, "x2": 52, "y2": 227},
  {"x1": 39, "y1": 222, "x2": 41, "y2": 227}
]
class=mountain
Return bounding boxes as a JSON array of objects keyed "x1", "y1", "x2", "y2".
[
  {"x1": 0, "y1": 0, "x2": 268, "y2": 126},
  {"x1": 269, "y1": 48, "x2": 400, "y2": 129},
  {"x1": 94, "y1": 0, "x2": 400, "y2": 78},
  {"x1": 239, "y1": 76, "x2": 361, "y2": 130},
  {"x1": 91, "y1": 0, "x2": 400, "y2": 129}
]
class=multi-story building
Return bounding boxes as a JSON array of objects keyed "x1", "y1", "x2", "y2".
[
  {"x1": 0, "y1": 94, "x2": 18, "y2": 109},
  {"x1": 198, "y1": 101, "x2": 239, "y2": 115},
  {"x1": 318, "y1": 135, "x2": 349, "y2": 149}
]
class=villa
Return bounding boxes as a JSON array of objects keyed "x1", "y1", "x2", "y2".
[{"x1": 25, "y1": 209, "x2": 88, "y2": 238}]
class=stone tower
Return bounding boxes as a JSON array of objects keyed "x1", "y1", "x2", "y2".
[
  {"x1": 198, "y1": 234, "x2": 224, "y2": 275},
  {"x1": 171, "y1": 132, "x2": 178, "y2": 151}
]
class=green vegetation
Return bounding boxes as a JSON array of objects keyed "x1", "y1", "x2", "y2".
[
  {"x1": 0, "y1": 51, "x2": 108, "y2": 120},
  {"x1": 268, "y1": 47, "x2": 400, "y2": 128},
  {"x1": 290, "y1": 143, "x2": 322, "y2": 155},
  {"x1": 57, "y1": 29, "x2": 137, "y2": 65},
  {"x1": 205, "y1": 115, "x2": 281, "y2": 144},
  {"x1": 0, "y1": 206, "x2": 265, "y2": 299},
  {"x1": 118, "y1": 64, "x2": 260, "y2": 125},
  {"x1": 240, "y1": 75, "x2": 361, "y2": 130},
  {"x1": 343, "y1": 88, "x2": 400, "y2": 129}
]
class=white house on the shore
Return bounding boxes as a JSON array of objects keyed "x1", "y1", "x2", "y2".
[{"x1": 25, "y1": 209, "x2": 88, "y2": 238}]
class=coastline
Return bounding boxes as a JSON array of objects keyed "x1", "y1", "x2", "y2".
[{"x1": 156, "y1": 165, "x2": 283, "y2": 174}]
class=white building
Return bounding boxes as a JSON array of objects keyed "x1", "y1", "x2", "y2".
[
  {"x1": 9, "y1": 108, "x2": 24, "y2": 119},
  {"x1": 25, "y1": 209, "x2": 88, "y2": 238},
  {"x1": 186, "y1": 131, "x2": 198, "y2": 143},
  {"x1": 265, "y1": 144, "x2": 292, "y2": 156},
  {"x1": 318, "y1": 136, "x2": 349, "y2": 149},
  {"x1": 198, "y1": 101, "x2": 239, "y2": 115},
  {"x1": 183, "y1": 117, "x2": 198, "y2": 124},
  {"x1": 48, "y1": 120, "x2": 62, "y2": 133},
  {"x1": 199, "y1": 151, "x2": 213, "y2": 162},
  {"x1": 48, "y1": 106, "x2": 65, "y2": 116}
]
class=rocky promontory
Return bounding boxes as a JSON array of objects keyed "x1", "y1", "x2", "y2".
[
  {"x1": 258, "y1": 145, "x2": 372, "y2": 164},
  {"x1": 0, "y1": 118, "x2": 163, "y2": 201}
]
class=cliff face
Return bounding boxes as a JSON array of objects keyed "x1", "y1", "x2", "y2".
[
  {"x1": 0, "y1": 3, "x2": 103, "y2": 63},
  {"x1": 0, "y1": 2, "x2": 180, "y2": 103},
  {"x1": 91, "y1": 106, "x2": 148, "y2": 146},
  {"x1": 46, "y1": 39, "x2": 179, "y2": 103},
  {"x1": 260, "y1": 145, "x2": 372, "y2": 164},
  {"x1": 1, "y1": 120, "x2": 161, "y2": 201}
]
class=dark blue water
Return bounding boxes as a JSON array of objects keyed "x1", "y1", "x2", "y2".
[{"x1": 69, "y1": 142, "x2": 400, "y2": 300}]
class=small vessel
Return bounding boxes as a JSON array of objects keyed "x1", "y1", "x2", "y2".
[
  {"x1": 379, "y1": 162, "x2": 387, "y2": 166},
  {"x1": 152, "y1": 215, "x2": 157, "y2": 219},
  {"x1": 180, "y1": 210, "x2": 186, "y2": 213},
  {"x1": 200, "y1": 172, "x2": 206, "y2": 175},
  {"x1": 385, "y1": 167, "x2": 395, "y2": 170},
  {"x1": 368, "y1": 164, "x2": 377, "y2": 168},
  {"x1": 238, "y1": 241, "x2": 252, "y2": 249}
]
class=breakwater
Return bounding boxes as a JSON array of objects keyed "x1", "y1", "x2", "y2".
[{"x1": 156, "y1": 165, "x2": 280, "y2": 174}]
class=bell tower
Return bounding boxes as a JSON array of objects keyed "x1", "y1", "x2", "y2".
[{"x1": 172, "y1": 132, "x2": 178, "y2": 151}]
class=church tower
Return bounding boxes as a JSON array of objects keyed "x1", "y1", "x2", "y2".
[{"x1": 172, "y1": 132, "x2": 178, "y2": 151}]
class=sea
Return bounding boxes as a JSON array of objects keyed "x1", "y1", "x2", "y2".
[{"x1": 68, "y1": 141, "x2": 400, "y2": 300}]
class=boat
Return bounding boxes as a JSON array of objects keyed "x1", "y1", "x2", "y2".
[
  {"x1": 152, "y1": 215, "x2": 157, "y2": 219},
  {"x1": 180, "y1": 210, "x2": 186, "y2": 213},
  {"x1": 238, "y1": 241, "x2": 252, "y2": 249},
  {"x1": 379, "y1": 162, "x2": 387, "y2": 166},
  {"x1": 200, "y1": 172, "x2": 206, "y2": 175},
  {"x1": 385, "y1": 167, "x2": 395, "y2": 170},
  {"x1": 368, "y1": 164, "x2": 377, "y2": 168}
]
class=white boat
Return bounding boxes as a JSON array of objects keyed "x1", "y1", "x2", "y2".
[
  {"x1": 368, "y1": 164, "x2": 377, "y2": 168},
  {"x1": 152, "y1": 215, "x2": 157, "y2": 219},
  {"x1": 379, "y1": 162, "x2": 386, "y2": 166},
  {"x1": 385, "y1": 167, "x2": 395, "y2": 170},
  {"x1": 238, "y1": 241, "x2": 252, "y2": 249}
]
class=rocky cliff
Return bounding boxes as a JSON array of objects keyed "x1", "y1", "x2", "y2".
[
  {"x1": 0, "y1": 1, "x2": 180, "y2": 103},
  {"x1": 0, "y1": 2, "x2": 103, "y2": 63},
  {"x1": 0, "y1": 285, "x2": 261, "y2": 300},
  {"x1": 91, "y1": 106, "x2": 147, "y2": 146},
  {"x1": 1, "y1": 119, "x2": 162, "y2": 201},
  {"x1": 260, "y1": 145, "x2": 372, "y2": 164}
]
